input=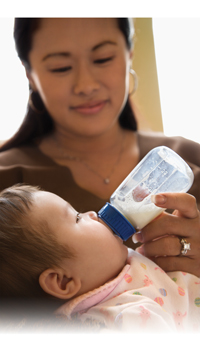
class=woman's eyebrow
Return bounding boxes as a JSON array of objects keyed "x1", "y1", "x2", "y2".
[
  {"x1": 92, "y1": 40, "x2": 117, "y2": 51},
  {"x1": 42, "y1": 52, "x2": 71, "y2": 62}
]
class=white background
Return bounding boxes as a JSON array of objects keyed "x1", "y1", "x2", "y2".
[
  {"x1": 153, "y1": 18, "x2": 200, "y2": 143},
  {"x1": 0, "y1": 17, "x2": 199, "y2": 144},
  {"x1": 0, "y1": 18, "x2": 29, "y2": 140}
]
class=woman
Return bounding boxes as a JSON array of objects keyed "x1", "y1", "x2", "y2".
[{"x1": 0, "y1": 18, "x2": 200, "y2": 277}]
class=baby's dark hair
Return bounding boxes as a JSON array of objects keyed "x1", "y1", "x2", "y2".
[{"x1": 0, "y1": 184, "x2": 74, "y2": 299}]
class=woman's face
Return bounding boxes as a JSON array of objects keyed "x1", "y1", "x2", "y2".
[{"x1": 27, "y1": 18, "x2": 132, "y2": 138}]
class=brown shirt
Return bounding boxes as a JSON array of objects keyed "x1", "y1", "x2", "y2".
[{"x1": 0, "y1": 131, "x2": 200, "y2": 213}]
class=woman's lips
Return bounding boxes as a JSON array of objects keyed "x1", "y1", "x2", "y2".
[{"x1": 71, "y1": 100, "x2": 108, "y2": 115}]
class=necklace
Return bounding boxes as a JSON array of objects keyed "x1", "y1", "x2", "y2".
[{"x1": 53, "y1": 133, "x2": 126, "y2": 184}]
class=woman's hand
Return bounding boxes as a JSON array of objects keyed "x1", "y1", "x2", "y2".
[{"x1": 132, "y1": 193, "x2": 200, "y2": 277}]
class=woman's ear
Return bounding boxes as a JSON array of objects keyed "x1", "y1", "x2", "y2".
[
  {"x1": 129, "y1": 49, "x2": 134, "y2": 60},
  {"x1": 128, "y1": 50, "x2": 134, "y2": 71},
  {"x1": 24, "y1": 66, "x2": 37, "y2": 92},
  {"x1": 39, "y1": 268, "x2": 81, "y2": 300}
]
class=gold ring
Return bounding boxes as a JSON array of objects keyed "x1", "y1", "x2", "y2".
[{"x1": 180, "y1": 238, "x2": 191, "y2": 256}]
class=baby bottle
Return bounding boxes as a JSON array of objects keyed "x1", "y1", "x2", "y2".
[{"x1": 98, "y1": 146, "x2": 194, "y2": 240}]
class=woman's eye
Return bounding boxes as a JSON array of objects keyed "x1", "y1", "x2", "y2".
[
  {"x1": 76, "y1": 213, "x2": 81, "y2": 223},
  {"x1": 51, "y1": 66, "x2": 71, "y2": 73},
  {"x1": 94, "y1": 56, "x2": 114, "y2": 64}
]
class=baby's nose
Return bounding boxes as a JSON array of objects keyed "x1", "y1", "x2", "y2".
[{"x1": 87, "y1": 211, "x2": 98, "y2": 221}]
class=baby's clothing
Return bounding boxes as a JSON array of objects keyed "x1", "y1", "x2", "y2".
[{"x1": 57, "y1": 249, "x2": 200, "y2": 332}]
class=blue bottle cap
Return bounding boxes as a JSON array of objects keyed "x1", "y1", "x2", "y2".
[{"x1": 98, "y1": 202, "x2": 136, "y2": 241}]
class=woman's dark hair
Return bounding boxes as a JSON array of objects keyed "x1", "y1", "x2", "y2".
[{"x1": 0, "y1": 18, "x2": 137, "y2": 152}]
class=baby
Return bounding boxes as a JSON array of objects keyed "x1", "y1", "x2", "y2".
[{"x1": 0, "y1": 184, "x2": 199, "y2": 332}]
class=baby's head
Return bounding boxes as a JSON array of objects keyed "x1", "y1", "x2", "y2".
[
  {"x1": 0, "y1": 185, "x2": 128, "y2": 302},
  {"x1": 0, "y1": 185, "x2": 75, "y2": 300}
]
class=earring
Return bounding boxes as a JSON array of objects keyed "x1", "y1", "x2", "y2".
[
  {"x1": 29, "y1": 90, "x2": 45, "y2": 114},
  {"x1": 129, "y1": 69, "x2": 138, "y2": 96}
]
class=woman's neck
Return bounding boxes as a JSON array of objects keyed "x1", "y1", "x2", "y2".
[
  {"x1": 50, "y1": 122, "x2": 126, "y2": 159},
  {"x1": 38, "y1": 124, "x2": 139, "y2": 199}
]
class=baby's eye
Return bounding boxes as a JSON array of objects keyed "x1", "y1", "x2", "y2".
[{"x1": 76, "y1": 213, "x2": 81, "y2": 223}]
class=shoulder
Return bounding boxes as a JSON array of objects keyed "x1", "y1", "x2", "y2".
[
  {"x1": 0, "y1": 144, "x2": 61, "y2": 193},
  {"x1": 0, "y1": 144, "x2": 54, "y2": 167},
  {"x1": 137, "y1": 131, "x2": 200, "y2": 166},
  {"x1": 0, "y1": 147, "x2": 28, "y2": 166}
]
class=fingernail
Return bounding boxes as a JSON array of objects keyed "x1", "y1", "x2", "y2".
[
  {"x1": 132, "y1": 234, "x2": 138, "y2": 244},
  {"x1": 151, "y1": 194, "x2": 166, "y2": 205},
  {"x1": 132, "y1": 231, "x2": 143, "y2": 243},
  {"x1": 136, "y1": 245, "x2": 144, "y2": 255}
]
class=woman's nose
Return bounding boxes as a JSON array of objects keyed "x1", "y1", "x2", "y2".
[{"x1": 73, "y1": 64, "x2": 100, "y2": 96}]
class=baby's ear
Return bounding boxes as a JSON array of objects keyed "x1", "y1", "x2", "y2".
[{"x1": 39, "y1": 268, "x2": 81, "y2": 300}]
